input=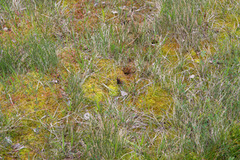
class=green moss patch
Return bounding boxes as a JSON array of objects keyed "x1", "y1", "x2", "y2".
[
  {"x1": 0, "y1": 71, "x2": 66, "y2": 158},
  {"x1": 136, "y1": 84, "x2": 172, "y2": 115},
  {"x1": 82, "y1": 59, "x2": 126, "y2": 101}
]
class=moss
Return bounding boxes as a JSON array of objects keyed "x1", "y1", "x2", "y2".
[
  {"x1": 228, "y1": 122, "x2": 240, "y2": 157},
  {"x1": 82, "y1": 59, "x2": 127, "y2": 102},
  {"x1": 161, "y1": 38, "x2": 179, "y2": 65},
  {"x1": 0, "y1": 71, "x2": 66, "y2": 158},
  {"x1": 137, "y1": 84, "x2": 172, "y2": 116},
  {"x1": 57, "y1": 47, "x2": 82, "y2": 75},
  {"x1": 82, "y1": 77, "x2": 105, "y2": 101},
  {"x1": 81, "y1": 58, "x2": 173, "y2": 117},
  {"x1": 108, "y1": 84, "x2": 119, "y2": 96}
]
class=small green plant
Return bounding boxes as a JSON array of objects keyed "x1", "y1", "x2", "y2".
[
  {"x1": 156, "y1": 0, "x2": 212, "y2": 51},
  {"x1": 0, "y1": 33, "x2": 58, "y2": 77},
  {"x1": 0, "y1": 0, "x2": 239, "y2": 159}
]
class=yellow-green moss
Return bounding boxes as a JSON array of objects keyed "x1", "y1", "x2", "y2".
[
  {"x1": 82, "y1": 59, "x2": 127, "y2": 102},
  {"x1": 161, "y1": 38, "x2": 179, "y2": 65},
  {"x1": 0, "y1": 71, "x2": 66, "y2": 158},
  {"x1": 82, "y1": 77, "x2": 105, "y2": 101},
  {"x1": 108, "y1": 84, "x2": 119, "y2": 96},
  {"x1": 137, "y1": 84, "x2": 172, "y2": 115}
]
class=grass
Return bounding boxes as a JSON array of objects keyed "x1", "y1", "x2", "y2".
[
  {"x1": 0, "y1": 0, "x2": 239, "y2": 159},
  {"x1": 0, "y1": 33, "x2": 58, "y2": 77}
]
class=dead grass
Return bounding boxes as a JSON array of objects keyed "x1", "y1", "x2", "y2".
[{"x1": 0, "y1": 0, "x2": 239, "y2": 159}]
